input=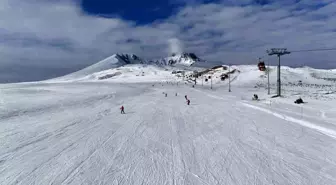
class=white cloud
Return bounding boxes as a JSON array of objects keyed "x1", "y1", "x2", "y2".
[
  {"x1": 166, "y1": 1, "x2": 336, "y2": 66},
  {"x1": 1, "y1": 0, "x2": 336, "y2": 81}
]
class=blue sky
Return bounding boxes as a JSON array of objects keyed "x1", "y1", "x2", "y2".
[
  {"x1": 0, "y1": 0, "x2": 336, "y2": 82},
  {"x1": 81, "y1": 0, "x2": 184, "y2": 24}
]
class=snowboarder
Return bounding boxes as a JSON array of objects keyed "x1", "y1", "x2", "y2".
[
  {"x1": 187, "y1": 99, "x2": 190, "y2": 105},
  {"x1": 120, "y1": 106, "x2": 125, "y2": 114}
]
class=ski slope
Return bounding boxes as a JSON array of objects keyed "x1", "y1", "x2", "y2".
[{"x1": 1, "y1": 82, "x2": 336, "y2": 185}]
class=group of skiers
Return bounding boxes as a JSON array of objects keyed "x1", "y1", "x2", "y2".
[
  {"x1": 120, "y1": 93, "x2": 191, "y2": 114},
  {"x1": 251, "y1": 93, "x2": 305, "y2": 104},
  {"x1": 166, "y1": 93, "x2": 190, "y2": 105}
]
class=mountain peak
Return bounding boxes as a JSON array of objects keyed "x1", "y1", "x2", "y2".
[
  {"x1": 59, "y1": 52, "x2": 205, "y2": 80},
  {"x1": 181, "y1": 52, "x2": 200, "y2": 61},
  {"x1": 171, "y1": 52, "x2": 199, "y2": 59},
  {"x1": 153, "y1": 52, "x2": 205, "y2": 66},
  {"x1": 115, "y1": 53, "x2": 143, "y2": 63}
]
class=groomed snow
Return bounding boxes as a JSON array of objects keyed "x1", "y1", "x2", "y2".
[
  {"x1": 1, "y1": 80, "x2": 336, "y2": 184},
  {"x1": 2, "y1": 59, "x2": 336, "y2": 184}
]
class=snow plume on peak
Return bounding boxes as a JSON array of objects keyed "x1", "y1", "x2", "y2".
[{"x1": 168, "y1": 38, "x2": 183, "y2": 55}]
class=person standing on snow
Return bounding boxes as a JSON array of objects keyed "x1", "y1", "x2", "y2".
[
  {"x1": 120, "y1": 106, "x2": 125, "y2": 114},
  {"x1": 187, "y1": 99, "x2": 190, "y2": 105},
  {"x1": 185, "y1": 95, "x2": 188, "y2": 100}
]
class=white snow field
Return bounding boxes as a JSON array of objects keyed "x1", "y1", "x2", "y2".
[{"x1": 1, "y1": 60, "x2": 336, "y2": 184}]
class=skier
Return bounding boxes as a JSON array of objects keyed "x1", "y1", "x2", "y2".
[
  {"x1": 187, "y1": 99, "x2": 190, "y2": 105},
  {"x1": 185, "y1": 95, "x2": 188, "y2": 100},
  {"x1": 120, "y1": 106, "x2": 125, "y2": 114}
]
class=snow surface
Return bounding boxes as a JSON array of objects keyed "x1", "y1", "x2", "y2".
[{"x1": 1, "y1": 61, "x2": 336, "y2": 184}]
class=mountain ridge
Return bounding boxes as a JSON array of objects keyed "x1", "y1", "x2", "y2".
[{"x1": 53, "y1": 52, "x2": 206, "y2": 80}]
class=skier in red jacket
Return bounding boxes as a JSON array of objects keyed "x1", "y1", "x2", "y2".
[{"x1": 120, "y1": 106, "x2": 125, "y2": 114}]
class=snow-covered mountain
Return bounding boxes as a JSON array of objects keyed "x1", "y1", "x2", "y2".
[
  {"x1": 54, "y1": 53, "x2": 206, "y2": 81},
  {"x1": 51, "y1": 59, "x2": 336, "y2": 100},
  {"x1": 149, "y1": 53, "x2": 206, "y2": 66},
  {"x1": 49, "y1": 52, "x2": 336, "y2": 101},
  {"x1": 62, "y1": 54, "x2": 144, "y2": 78}
]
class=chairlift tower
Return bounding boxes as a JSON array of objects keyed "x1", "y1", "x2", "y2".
[
  {"x1": 267, "y1": 58, "x2": 270, "y2": 95},
  {"x1": 259, "y1": 57, "x2": 270, "y2": 95},
  {"x1": 228, "y1": 64, "x2": 231, "y2": 92},
  {"x1": 266, "y1": 48, "x2": 290, "y2": 97},
  {"x1": 211, "y1": 75, "x2": 213, "y2": 89}
]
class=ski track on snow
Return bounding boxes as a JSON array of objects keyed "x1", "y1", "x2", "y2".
[
  {"x1": 241, "y1": 102, "x2": 336, "y2": 140},
  {"x1": 194, "y1": 86, "x2": 336, "y2": 140}
]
